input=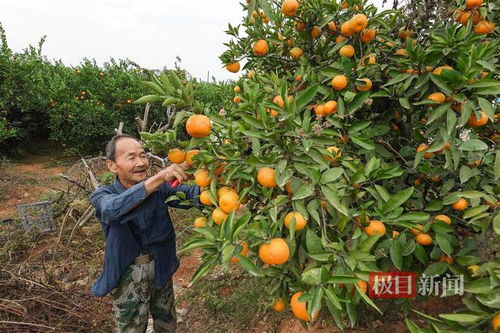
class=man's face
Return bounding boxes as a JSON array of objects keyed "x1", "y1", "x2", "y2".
[{"x1": 106, "y1": 138, "x2": 149, "y2": 188}]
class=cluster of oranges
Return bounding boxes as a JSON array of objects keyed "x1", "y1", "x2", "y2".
[{"x1": 454, "y1": 0, "x2": 495, "y2": 34}]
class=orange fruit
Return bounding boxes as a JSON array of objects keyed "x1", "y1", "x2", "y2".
[
  {"x1": 314, "y1": 104, "x2": 326, "y2": 117},
  {"x1": 226, "y1": 62, "x2": 240, "y2": 73},
  {"x1": 295, "y1": 20, "x2": 306, "y2": 31},
  {"x1": 392, "y1": 231, "x2": 400, "y2": 239},
  {"x1": 285, "y1": 180, "x2": 294, "y2": 195},
  {"x1": 233, "y1": 96, "x2": 241, "y2": 103},
  {"x1": 417, "y1": 144, "x2": 434, "y2": 159},
  {"x1": 325, "y1": 146, "x2": 341, "y2": 161},
  {"x1": 200, "y1": 190, "x2": 213, "y2": 206},
  {"x1": 290, "y1": 47, "x2": 303, "y2": 60},
  {"x1": 427, "y1": 92, "x2": 446, "y2": 104},
  {"x1": 466, "y1": 0, "x2": 483, "y2": 9},
  {"x1": 416, "y1": 233, "x2": 433, "y2": 246},
  {"x1": 186, "y1": 114, "x2": 211, "y2": 138},
  {"x1": 410, "y1": 224, "x2": 424, "y2": 235},
  {"x1": 310, "y1": 26, "x2": 321, "y2": 38},
  {"x1": 458, "y1": 11, "x2": 472, "y2": 25},
  {"x1": 272, "y1": 298, "x2": 286, "y2": 312},
  {"x1": 195, "y1": 169, "x2": 212, "y2": 187},
  {"x1": 284, "y1": 212, "x2": 307, "y2": 231},
  {"x1": 431, "y1": 175, "x2": 441, "y2": 183},
  {"x1": 350, "y1": 14, "x2": 368, "y2": 33},
  {"x1": 492, "y1": 313, "x2": 500, "y2": 332},
  {"x1": 339, "y1": 45, "x2": 355, "y2": 58},
  {"x1": 212, "y1": 207, "x2": 228, "y2": 225},
  {"x1": 438, "y1": 255, "x2": 453, "y2": 264},
  {"x1": 282, "y1": 0, "x2": 299, "y2": 17},
  {"x1": 185, "y1": 150, "x2": 200, "y2": 166},
  {"x1": 323, "y1": 100, "x2": 337, "y2": 115},
  {"x1": 253, "y1": 39, "x2": 269, "y2": 56},
  {"x1": 363, "y1": 220, "x2": 386, "y2": 236},
  {"x1": 217, "y1": 186, "x2": 234, "y2": 198},
  {"x1": 468, "y1": 111, "x2": 488, "y2": 127},
  {"x1": 295, "y1": 74, "x2": 303, "y2": 82},
  {"x1": 258, "y1": 238, "x2": 290, "y2": 265},
  {"x1": 341, "y1": 21, "x2": 353, "y2": 36},
  {"x1": 359, "y1": 55, "x2": 376, "y2": 65},
  {"x1": 320, "y1": 200, "x2": 328, "y2": 209},
  {"x1": 474, "y1": 20, "x2": 495, "y2": 34},
  {"x1": 168, "y1": 149, "x2": 186, "y2": 164},
  {"x1": 257, "y1": 167, "x2": 277, "y2": 188},
  {"x1": 331, "y1": 75, "x2": 348, "y2": 91},
  {"x1": 219, "y1": 191, "x2": 240, "y2": 213},
  {"x1": 336, "y1": 35, "x2": 347, "y2": 43},
  {"x1": 356, "y1": 78, "x2": 372, "y2": 92},
  {"x1": 327, "y1": 21, "x2": 337, "y2": 32},
  {"x1": 434, "y1": 215, "x2": 451, "y2": 225},
  {"x1": 230, "y1": 241, "x2": 249, "y2": 263},
  {"x1": 234, "y1": 86, "x2": 241, "y2": 93},
  {"x1": 395, "y1": 49, "x2": 408, "y2": 56},
  {"x1": 452, "y1": 198, "x2": 468, "y2": 211},
  {"x1": 414, "y1": 178, "x2": 422, "y2": 186},
  {"x1": 360, "y1": 29, "x2": 376, "y2": 43},
  {"x1": 291, "y1": 292, "x2": 318, "y2": 321},
  {"x1": 194, "y1": 217, "x2": 207, "y2": 228},
  {"x1": 341, "y1": 1, "x2": 349, "y2": 9},
  {"x1": 356, "y1": 280, "x2": 368, "y2": 294},
  {"x1": 432, "y1": 65, "x2": 453, "y2": 75}
]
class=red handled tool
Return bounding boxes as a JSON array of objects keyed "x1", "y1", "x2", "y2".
[{"x1": 169, "y1": 179, "x2": 180, "y2": 188}]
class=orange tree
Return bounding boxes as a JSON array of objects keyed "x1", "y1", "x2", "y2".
[{"x1": 138, "y1": 0, "x2": 499, "y2": 330}]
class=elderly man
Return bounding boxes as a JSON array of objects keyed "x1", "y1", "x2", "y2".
[{"x1": 90, "y1": 134, "x2": 200, "y2": 333}]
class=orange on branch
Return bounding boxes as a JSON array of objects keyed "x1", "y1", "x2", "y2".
[
  {"x1": 468, "y1": 111, "x2": 489, "y2": 127},
  {"x1": 466, "y1": 0, "x2": 483, "y2": 9},
  {"x1": 356, "y1": 78, "x2": 372, "y2": 91},
  {"x1": 291, "y1": 292, "x2": 318, "y2": 321},
  {"x1": 360, "y1": 29, "x2": 376, "y2": 43},
  {"x1": 253, "y1": 39, "x2": 269, "y2": 56},
  {"x1": 257, "y1": 167, "x2": 277, "y2": 188},
  {"x1": 416, "y1": 233, "x2": 433, "y2": 246},
  {"x1": 363, "y1": 220, "x2": 386, "y2": 236},
  {"x1": 474, "y1": 20, "x2": 495, "y2": 34},
  {"x1": 186, "y1": 114, "x2": 211, "y2": 138},
  {"x1": 323, "y1": 100, "x2": 338, "y2": 115},
  {"x1": 435, "y1": 215, "x2": 451, "y2": 225},
  {"x1": 282, "y1": 0, "x2": 299, "y2": 17},
  {"x1": 258, "y1": 238, "x2": 289, "y2": 265},
  {"x1": 284, "y1": 212, "x2": 307, "y2": 231},
  {"x1": 185, "y1": 150, "x2": 199, "y2": 166},
  {"x1": 331, "y1": 75, "x2": 348, "y2": 91},
  {"x1": 195, "y1": 169, "x2": 212, "y2": 187},
  {"x1": 290, "y1": 47, "x2": 303, "y2": 60},
  {"x1": 219, "y1": 191, "x2": 240, "y2": 213},
  {"x1": 272, "y1": 298, "x2": 286, "y2": 312},
  {"x1": 230, "y1": 241, "x2": 249, "y2": 263},
  {"x1": 168, "y1": 149, "x2": 186, "y2": 164},
  {"x1": 452, "y1": 198, "x2": 468, "y2": 211},
  {"x1": 226, "y1": 62, "x2": 240, "y2": 73},
  {"x1": 194, "y1": 217, "x2": 207, "y2": 228},
  {"x1": 200, "y1": 190, "x2": 213, "y2": 206},
  {"x1": 310, "y1": 26, "x2": 321, "y2": 38},
  {"x1": 350, "y1": 14, "x2": 368, "y2": 33},
  {"x1": 417, "y1": 144, "x2": 434, "y2": 159},
  {"x1": 339, "y1": 45, "x2": 355, "y2": 58},
  {"x1": 212, "y1": 207, "x2": 228, "y2": 225}
]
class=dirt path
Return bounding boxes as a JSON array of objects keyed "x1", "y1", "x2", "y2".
[{"x1": 0, "y1": 148, "x2": 74, "y2": 220}]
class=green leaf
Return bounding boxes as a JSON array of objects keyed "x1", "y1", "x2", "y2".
[
  {"x1": 348, "y1": 120, "x2": 371, "y2": 134},
  {"x1": 302, "y1": 268, "x2": 322, "y2": 285},
  {"x1": 321, "y1": 185, "x2": 349, "y2": 216},
  {"x1": 349, "y1": 91, "x2": 370, "y2": 113},
  {"x1": 383, "y1": 187, "x2": 414, "y2": 213},
  {"x1": 477, "y1": 97, "x2": 495, "y2": 120},
  {"x1": 383, "y1": 73, "x2": 412, "y2": 87},
  {"x1": 390, "y1": 241, "x2": 403, "y2": 270},
  {"x1": 423, "y1": 262, "x2": 448, "y2": 276},
  {"x1": 459, "y1": 139, "x2": 488, "y2": 151},
  {"x1": 468, "y1": 79, "x2": 500, "y2": 88},
  {"x1": 306, "y1": 228, "x2": 323, "y2": 253},
  {"x1": 320, "y1": 167, "x2": 343, "y2": 184},
  {"x1": 237, "y1": 254, "x2": 264, "y2": 277},
  {"x1": 351, "y1": 136, "x2": 376, "y2": 150},
  {"x1": 435, "y1": 234, "x2": 452, "y2": 257},
  {"x1": 297, "y1": 84, "x2": 318, "y2": 111},
  {"x1": 133, "y1": 94, "x2": 164, "y2": 104},
  {"x1": 399, "y1": 97, "x2": 410, "y2": 109},
  {"x1": 292, "y1": 182, "x2": 315, "y2": 200},
  {"x1": 438, "y1": 314, "x2": 482, "y2": 323},
  {"x1": 188, "y1": 256, "x2": 217, "y2": 287},
  {"x1": 459, "y1": 166, "x2": 481, "y2": 183}
]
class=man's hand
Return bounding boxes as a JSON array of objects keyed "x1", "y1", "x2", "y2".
[
  {"x1": 144, "y1": 163, "x2": 192, "y2": 195},
  {"x1": 160, "y1": 163, "x2": 191, "y2": 184}
]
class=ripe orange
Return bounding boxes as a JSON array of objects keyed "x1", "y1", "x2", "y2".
[
  {"x1": 452, "y1": 198, "x2": 468, "y2": 211},
  {"x1": 285, "y1": 180, "x2": 294, "y2": 195},
  {"x1": 417, "y1": 144, "x2": 434, "y2": 159},
  {"x1": 258, "y1": 238, "x2": 290, "y2": 265},
  {"x1": 336, "y1": 35, "x2": 347, "y2": 43},
  {"x1": 339, "y1": 45, "x2": 355, "y2": 58},
  {"x1": 492, "y1": 313, "x2": 500, "y2": 332},
  {"x1": 363, "y1": 220, "x2": 386, "y2": 236},
  {"x1": 350, "y1": 14, "x2": 368, "y2": 33},
  {"x1": 291, "y1": 292, "x2": 317, "y2": 321},
  {"x1": 410, "y1": 224, "x2": 424, "y2": 235},
  {"x1": 310, "y1": 26, "x2": 321, "y2": 38},
  {"x1": 466, "y1": 0, "x2": 483, "y2": 9},
  {"x1": 186, "y1": 114, "x2": 211, "y2": 138},
  {"x1": 431, "y1": 175, "x2": 441, "y2": 183},
  {"x1": 435, "y1": 215, "x2": 451, "y2": 225},
  {"x1": 427, "y1": 92, "x2": 446, "y2": 104},
  {"x1": 295, "y1": 74, "x2": 303, "y2": 82},
  {"x1": 217, "y1": 186, "x2": 234, "y2": 198},
  {"x1": 168, "y1": 149, "x2": 186, "y2": 164},
  {"x1": 360, "y1": 29, "x2": 376, "y2": 43},
  {"x1": 219, "y1": 191, "x2": 240, "y2": 213},
  {"x1": 226, "y1": 62, "x2": 240, "y2": 73},
  {"x1": 474, "y1": 20, "x2": 495, "y2": 34},
  {"x1": 185, "y1": 149, "x2": 199, "y2": 166},
  {"x1": 233, "y1": 96, "x2": 241, "y2": 103},
  {"x1": 331, "y1": 75, "x2": 348, "y2": 91},
  {"x1": 194, "y1": 217, "x2": 207, "y2": 228},
  {"x1": 392, "y1": 231, "x2": 400, "y2": 239},
  {"x1": 253, "y1": 39, "x2": 269, "y2": 56},
  {"x1": 416, "y1": 233, "x2": 433, "y2": 246},
  {"x1": 272, "y1": 298, "x2": 286, "y2": 312},
  {"x1": 458, "y1": 11, "x2": 472, "y2": 25},
  {"x1": 284, "y1": 212, "x2": 307, "y2": 231},
  {"x1": 200, "y1": 190, "x2": 213, "y2": 206},
  {"x1": 257, "y1": 167, "x2": 277, "y2": 188},
  {"x1": 325, "y1": 146, "x2": 342, "y2": 161},
  {"x1": 468, "y1": 111, "x2": 488, "y2": 127},
  {"x1": 433, "y1": 66, "x2": 453, "y2": 76},
  {"x1": 341, "y1": 21, "x2": 353, "y2": 36},
  {"x1": 438, "y1": 255, "x2": 453, "y2": 264},
  {"x1": 327, "y1": 21, "x2": 337, "y2": 32},
  {"x1": 282, "y1": 0, "x2": 299, "y2": 17},
  {"x1": 314, "y1": 104, "x2": 326, "y2": 117},
  {"x1": 356, "y1": 78, "x2": 372, "y2": 92},
  {"x1": 359, "y1": 55, "x2": 376, "y2": 65},
  {"x1": 290, "y1": 47, "x2": 303, "y2": 60},
  {"x1": 195, "y1": 169, "x2": 212, "y2": 187},
  {"x1": 234, "y1": 86, "x2": 241, "y2": 93},
  {"x1": 295, "y1": 20, "x2": 306, "y2": 31},
  {"x1": 414, "y1": 178, "x2": 422, "y2": 186},
  {"x1": 323, "y1": 100, "x2": 338, "y2": 115},
  {"x1": 356, "y1": 280, "x2": 368, "y2": 294},
  {"x1": 230, "y1": 241, "x2": 249, "y2": 263},
  {"x1": 395, "y1": 49, "x2": 408, "y2": 57},
  {"x1": 212, "y1": 207, "x2": 228, "y2": 225},
  {"x1": 341, "y1": 1, "x2": 349, "y2": 9}
]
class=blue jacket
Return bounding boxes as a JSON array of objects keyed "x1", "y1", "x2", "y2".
[{"x1": 90, "y1": 177, "x2": 201, "y2": 297}]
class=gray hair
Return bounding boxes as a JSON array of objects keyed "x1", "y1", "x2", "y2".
[{"x1": 105, "y1": 134, "x2": 140, "y2": 161}]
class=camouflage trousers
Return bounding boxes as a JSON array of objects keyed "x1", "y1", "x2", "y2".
[{"x1": 110, "y1": 260, "x2": 176, "y2": 333}]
